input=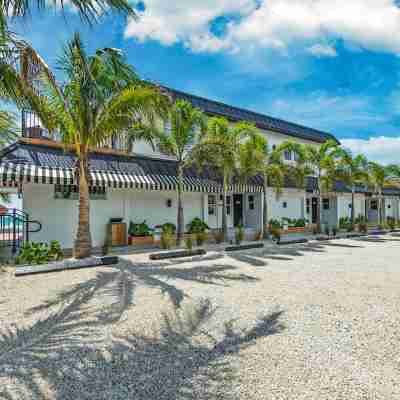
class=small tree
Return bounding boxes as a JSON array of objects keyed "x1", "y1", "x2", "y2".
[
  {"x1": 237, "y1": 132, "x2": 285, "y2": 238},
  {"x1": 157, "y1": 100, "x2": 205, "y2": 246},
  {"x1": 191, "y1": 117, "x2": 255, "y2": 241},
  {"x1": 303, "y1": 140, "x2": 340, "y2": 232},
  {"x1": 367, "y1": 162, "x2": 394, "y2": 225},
  {"x1": 336, "y1": 149, "x2": 369, "y2": 225}
]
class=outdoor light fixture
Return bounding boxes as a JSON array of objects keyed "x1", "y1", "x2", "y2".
[
  {"x1": 166, "y1": 199, "x2": 172, "y2": 208},
  {"x1": 17, "y1": 182, "x2": 23, "y2": 199}
]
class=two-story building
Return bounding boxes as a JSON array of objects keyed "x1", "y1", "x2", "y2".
[{"x1": 0, "y1": 87, "x2": 398, "y2": 251}]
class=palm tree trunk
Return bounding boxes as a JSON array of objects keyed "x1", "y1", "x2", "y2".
[
  {"x1": 379, "y1": 190, "x2": 384, "y2": 225},
  {"x1": 222, "y1": 177, "x2": 228, "y2": 242},
  {"x1": 262, "y1": 180, "x2": 269, "y2": 239},
  {"x1": 316, "y1": 174, "x2": 322, "y2": 233},
  {"x1": 351, "y1": 186, "x2": 355, "y2": 226},
  {"x1": 74, "y1": 155, "x2": 92, "y2": 259},
  {"x1": 176, "y1": 163, "x2": 184, "y2": 246}
]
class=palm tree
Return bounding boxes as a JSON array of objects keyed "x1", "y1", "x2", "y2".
[
  {"x1": 336, "y1": 149, "x2": 369, "y2": 225},
  {"x1": 157, "y1": 100, "x2": 205, "y2": 246},
  {"x1": 367, "y1": 162, "x2": 394, "y2": 226},
  {"x1": 303, "y1": 139, "x2": 340, "y2": 232},
  {"x1": 1, "y1": 0, "x2": 136, "y2": 34},
  {"x1": 18, "y1": 34, "x2": 167, "y2": 258},
  {"x1": 237, "y1": 132, "x2": 286, "y2": 238},
  {"x1": 191, "y1": 117, "x2": 255, "y2": 241}
]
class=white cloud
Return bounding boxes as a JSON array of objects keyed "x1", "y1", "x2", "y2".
[
  {"x1": 341, "y1": 137, "x2": 400, "y2": 165},
  {"x1": 307, "y1": 44, "x2": 337, "y2": 57},
  {"x1": 125, "y1": 0, "x2": 400, "y2": 55}
]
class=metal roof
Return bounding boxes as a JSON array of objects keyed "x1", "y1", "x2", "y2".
[{"x1": 165, "y1": 87, "x2": 340, "y2": 145}]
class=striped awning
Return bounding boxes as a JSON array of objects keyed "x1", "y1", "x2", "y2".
[{"x1": 0, "y1": 162, "x2": 263, "y2": 193}]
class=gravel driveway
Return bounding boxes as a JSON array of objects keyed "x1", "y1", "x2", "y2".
[{"x1": 1, "y1": 234, "x2": 400, "y2": 399}]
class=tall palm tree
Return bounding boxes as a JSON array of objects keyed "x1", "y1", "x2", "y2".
[
  {"x1": 336, "y1": 149, "x2": 369, "y2": 225},
  {"x1": 18, "y1": 34, "x2": 167, "y2": 258},
  {"x1": 191, "y1": 117, "x2": 255, "y2": 241},
  {"x1": 237, "y1": 132, "x2": 286, "y2": 238},
  {"x1": 367, "y1": 162, "x2": 394, "y2": 225},
  {"x1": 303, "y1": 139, "x2": 340, "y2": 232},
  {"x1": 157, "y1": 100, "x2": 205, "y2": 246}
]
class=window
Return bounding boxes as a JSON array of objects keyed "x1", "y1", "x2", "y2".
[
  {"x1": 388, "y1": 204, "x2": 391, "y2": 209},
  {"x1": 248, "y1": 195, "x2": 255, "y2": 210},
  {"x1": 293, "y1": 151, "x2": 299, "y2": 161},
  {"x1": 370, "y1": 200, "x2": 378, "y2": 210},
  {"x1": 284, "y1": 150, "x2": 292, "y2": 161},
  {"x1": 323, "y1": 198, "x2": 330, "y2": 210},
  {"x1": 282, "y1": 201, "x2": 287, "y2": 209},
  {"x1": 208, "y1": 195, "x2": 216, "y2": 215},
  {"x1": 54, "y1": 185, "x2": 107, "y2": 200},
  {"x1": 306, "y1": 198, "x2": 310, "y2": 214}
]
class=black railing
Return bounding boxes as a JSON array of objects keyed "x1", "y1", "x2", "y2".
[{"x1": 0, "y1": 209, "x2": 42, "y2": 254}]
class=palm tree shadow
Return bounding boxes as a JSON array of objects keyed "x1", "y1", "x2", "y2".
[
  {"x1": 25, "y1": 258, "x2": 259, "y2": 324},
  {"x1": 1, "y1": 299, "x2": 285, "y2": 400}
]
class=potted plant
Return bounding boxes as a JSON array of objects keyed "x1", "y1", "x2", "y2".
[
  {"x1": 128, "y1": 220, "x2": 154, "y2": 246},
  {"x1": 235, "y1": 225, "x2": 245, "y2": 245},
  {"x1": 157, "y1": 223, "x2": 177, "y2": 248},
  {"x1": 187, "y1": 218, "x2": 209, "y2": 246},
  {"x1": 270, "y1": 227, "x2": 281, "y2": 243}
]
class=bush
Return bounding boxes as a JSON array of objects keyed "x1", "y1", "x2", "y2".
[
  {"x1": 128, "y1": 220, "x2": 153, "y2": 237},
  {"x1": 15, "y1": 241, "x2": 63, "y2": 265},
  {"x1": 339, "y1": 217, "x2": 352, "y2": 231},
  {"x1": 213, "y1": 230, "x2": 224, "y2": 244},
  {"x1": 269, "y1": 219, "x2": 282, "y2": 229},
  {"x1": 355, "y1": 215, "x2": 366, "y2": 225},
  {"x1": 235, "y1": 225, "x2": 245, "y2": 245},
  {"x1": 293, "y1": 218, "x2": 307, "y2": 228},
  {"x1": 160, "y1": 226, "x2": 175, "y2": 250},
  {"x1": 184, "y1": 235, "x2": 193, "y2": 250},
  {"x1": 187, "y1": 217, "x2": 209, "y2": 234},
  {"x1": 161, "y1": 223, "x2": 176, "y2": 234}
]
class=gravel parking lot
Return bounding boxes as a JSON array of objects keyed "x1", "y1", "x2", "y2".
[{"x1": 1, "y1": 234, "x2": 400, "y2": 399}]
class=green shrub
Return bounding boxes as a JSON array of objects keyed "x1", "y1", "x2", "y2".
[
  {"x1": 269, "y1": 219, "x2": 282, "y2": 229},
  {"x1": 235, "y1": 225, "x2": 245, "y2": 245},
  {"x1": 184, "y1": 235, "x2": 193, "y2": 250},
  {"x1": 128, "y1": 220, "x2": 153, "y2": 237},
  {"x1": 160, "y1": 226, "x2": 175, "y2": 250},
  {"x1": 294, "y1": 218, "x2": 307, "y2": 228},
  {"x1": 187, "y1": 217, "x2": 209, "y2": 234},
  {"x1": 339, "y1": 217, "x2": 352, "y2": 231},
  {"x1": 15, "y1": 241, "x2": 63, "y2": 265},
  {"x1": 161, "y1": 223, "x2": 176, "y2": 234}
]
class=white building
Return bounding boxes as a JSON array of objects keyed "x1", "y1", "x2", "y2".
[{"x1": 0, "y1": 87, "x2": 398, "y2": 252}]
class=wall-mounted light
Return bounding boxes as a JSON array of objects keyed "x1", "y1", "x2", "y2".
[
  {"x1": 18, "y1": 182, "x2": 23, "y2": 199},
  {"x1": 166, "y1": 199, "x2": 172, "y2": 208}
]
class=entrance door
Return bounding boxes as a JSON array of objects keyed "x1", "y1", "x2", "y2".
[
  {"x1": 233, "y1": 194, "x2": 243, "y2": 227},
  {"x1": 311, "y1": 197, "x2": 318, "y2": 224}
]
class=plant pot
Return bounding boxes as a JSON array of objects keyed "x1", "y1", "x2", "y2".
[
  {"x1": 285, "y1": 227, "x2": 306, "y2": 234},
  {"x1": 128, "y1": 236, "x2": 154, "y2": 247}
]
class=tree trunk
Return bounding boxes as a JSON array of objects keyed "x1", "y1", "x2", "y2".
[
  {"x1": 262, "y1": 180, "x2": 269, "y2": 239},
  {"x1": 316, "y1": 174, "x2": 322, "y2": 233},
  {"x1": 74, "y1": 155, "x2": 92, "y2": 259},
  {"x1": 379, "y1": 190, "x2": 384, "y2": 225},
  {"x1": 222, "y1": 178, "x2": 228, "y2": 242},
  {"x1": 176, "y1": 163, "x2": 184, "y2": 246},
  {"x1": 351, "y1": 186, "x2": 355, "y2": 226}
]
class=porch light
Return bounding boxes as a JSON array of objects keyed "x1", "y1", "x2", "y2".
[{"x1": 166, "y1": 199, "x2": 172, "y2": 208}]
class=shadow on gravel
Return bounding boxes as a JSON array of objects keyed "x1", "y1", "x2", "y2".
[
  {"x1": 24, "y1": 259, "x2": 259, "y2": 322},
  {"x1": 0, "y1": 298, "x2": 285, "y2": 400},
  {"x1": 318, "y1": 242, "x2": 364, "y2": 248}
]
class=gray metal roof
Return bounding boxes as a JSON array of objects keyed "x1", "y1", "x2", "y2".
[{"x1": 166, "y1": 87, "x2": 340, "y2": 145}]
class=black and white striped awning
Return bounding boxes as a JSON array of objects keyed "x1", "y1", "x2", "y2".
[{"x1": 0, "y1": 162, "x2": 263, "y2": 193}]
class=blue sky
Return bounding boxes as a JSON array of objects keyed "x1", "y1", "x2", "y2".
[{"x1": 9, "y1": 0, "x2": 400, "y2": 164}]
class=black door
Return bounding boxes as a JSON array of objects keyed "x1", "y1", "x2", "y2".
[
  {"x1": 233, "y1": 194, "x2": 243, "y2": 227},
  {"x1": 311, "y1": 197, "x2": 318, "y2": 224}
]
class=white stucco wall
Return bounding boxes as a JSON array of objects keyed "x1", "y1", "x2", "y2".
[
  {"x1": 267, "y1": 189, "x2": 305, "y2": 221},
  {"x1": 23, "y1": 184, "x2": 204, "y2": 249},
  {"x1": 337, "y1": 194, "x2": 365, "y2": 220}
]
